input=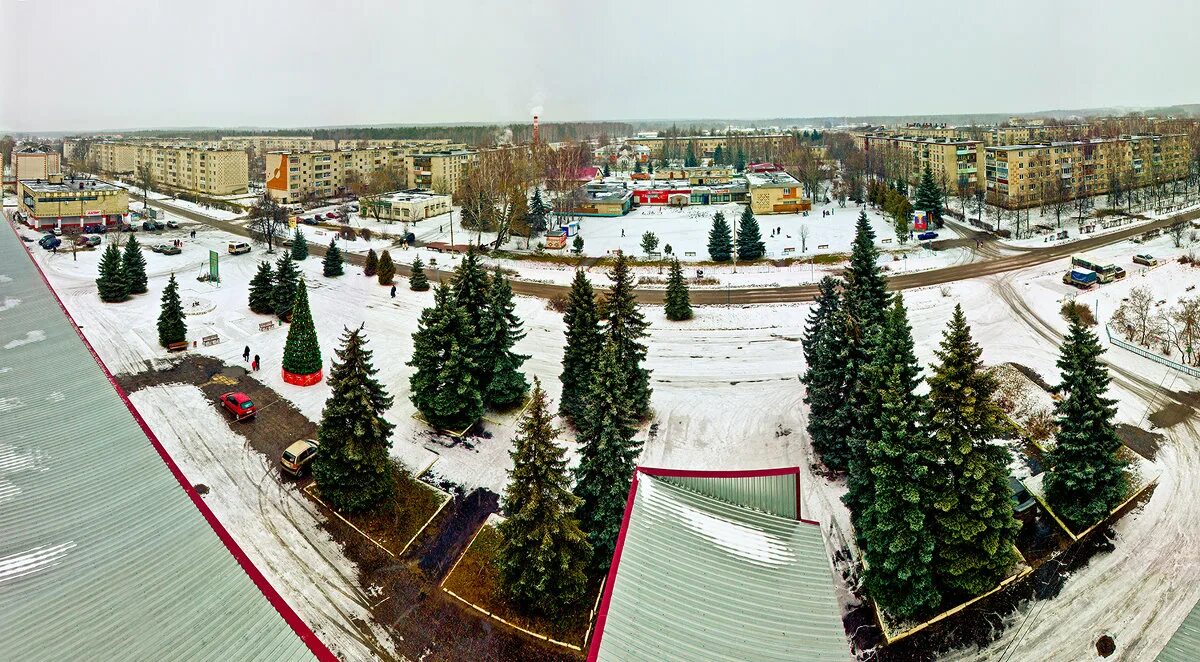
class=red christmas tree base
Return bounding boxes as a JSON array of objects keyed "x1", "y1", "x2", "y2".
[{"x1": 282, "y1": 368, "x2": 323, "y2": 386}]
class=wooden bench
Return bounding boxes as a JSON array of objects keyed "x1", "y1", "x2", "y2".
[
  {"x1": 202, "y1": 334, "x2": 220, "y2": 347},
  {"x1": 166, "y1": 341, "x2": 189, "y2": 353},
  {"x1": 258, "y1": 321, "x2": 275, "y2": 332}
]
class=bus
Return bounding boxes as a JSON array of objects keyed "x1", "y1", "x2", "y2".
[{"x1": 1071, "y1": 254, "x2": 1125, "y2": 283}]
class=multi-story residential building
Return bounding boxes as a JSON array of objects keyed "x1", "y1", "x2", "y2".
[
  {"x1": 405, "y1": 149, "x2": 476, "y2": 193},
  {"x1": 265, "y1": 146, "x2": 478, "y2": 203},
  {"x1": 4, "y1": 147, "x2": 61, "y2": 191},
  {"x1": 629, "y1": 134, "x2": 794, "y2": 160},
  {"x1": 16, "y1": 174, "x2": 129, "y2": 231},
  {"x1": 862, "y1": 135, "x2": 985, "y2": 193},
  {"x1": 745, "y1": 170, "x2": 812, "y2": 215},
  {"x1": 358, "y1": 189, "x2": 452, "y2": 222},
  {"x1": 985, "y1": 124, "x2": 1089, "y2": 147},
  {"x1": 70, "y1": 142, "x2": 249, "y2": 195},
  {"x1": 984, "y1": 134, "x2": 1190, "y2": 208},
  {"x1": 217, "y1": 136, "x2": 337, "y2": 153}
]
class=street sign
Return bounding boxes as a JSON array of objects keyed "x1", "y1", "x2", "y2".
[{"x1": 208, "y1": 250, "x2": 220, "y2": 283}]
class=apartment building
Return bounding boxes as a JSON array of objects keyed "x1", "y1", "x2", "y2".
[
  {"x1": 266, "y1": 148, "x2": 406, "y2": 203},
  {"x1": 73, "y1": 142, "x2": 249, "y2": 195},
  {"x1": 17, "y1": 174, "x2": 129, "y2": 230},
  {"x1": 629, "y1": 134, "x2": 793, "y2": 160},
  {"x1": 984, "y1": 134, "x2": 1190, "y2": 208},
  {"x1": 745, "y1": 170, "x2": 812, "y2": 215},
  {"x1": 217, "y1": 136, "x2": 337, "y2": 153},
  {"x1": 862, "y1": 135, "x2": 985, "y2": 193},
  {"x1": 985, "y1": 124, "x2": 1089, "y2": 147},
  {"x1": 406, "y1": 149, "x2": 476, "y2": 193},
  {"x1": 4, "y1": 147, "x2": 61, "y2": 191}
]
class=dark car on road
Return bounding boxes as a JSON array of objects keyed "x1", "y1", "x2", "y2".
[{"x1": 219, "y1": 391, "x2": 257, "y2": 421}]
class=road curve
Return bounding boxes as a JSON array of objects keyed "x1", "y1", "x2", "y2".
[{"x1": 145, "y1": 197, "x2": 1199, "y2": 306}]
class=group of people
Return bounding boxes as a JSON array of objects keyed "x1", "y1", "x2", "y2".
[{"x1": 242, "y1": 346, "x2": 260, "y2": 372}]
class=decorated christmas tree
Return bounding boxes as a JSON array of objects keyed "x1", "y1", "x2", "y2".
[
  {"x1": 281, "y1": 279, "x2": 323, "y2": 384},
  {"x1": 156, "y1": 273, "x2": 187, "y2": 348}
]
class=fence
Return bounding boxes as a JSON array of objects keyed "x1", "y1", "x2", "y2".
[{"x1": 1105, "y1": 324, "x2": 1200, "y2": 378}]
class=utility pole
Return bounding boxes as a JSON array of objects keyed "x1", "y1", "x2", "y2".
[{"x1": 732, "y1": 208, "x2": 738, "y2": 274}]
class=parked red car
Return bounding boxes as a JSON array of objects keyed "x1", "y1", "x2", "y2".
[
  {"x1": 219, "y1": 391, "x2": 257, "y2": 420},
  {"x1": 325, "y1": 212, "x2": 338, "y2": 219}
]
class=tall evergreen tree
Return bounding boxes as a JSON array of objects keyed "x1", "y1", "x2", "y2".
[
  {"x1": 322, "y1": 238, "x2": 344, "y2": 277},
  {"x1": 925, "y1": 305, "x2": 1019, "y2": 599},
  {"x1": 574, "y1": 340, "x2": 642, "y2": 572},
  {"x1": 914, "y1": 165, "x2": 944, "y2": 220},
  {"x1": 734, "y1": 148, "x2": 746, "y2": 173},
  {"x1": 364, "y1": 248, "x2": 378, "y2": 277},
  {"x1": 633, "y1": 158, "x2": 643, "y2": 174},
  {"x1": 604, "y1": 252, "x2": 652, "y2": 419},
  {"x1": 707, "y1": 211, "x2": 733, "y2": 262},
  {"x1": 409, "y1": 255, "x2": 430, "y2": 291},
  {"x1": 96, "y1": 243, "x2": 129, "y2": 303},
  {"x1": 1044, "y1": 310, "x2": 1128, "y2": 530},
  {"x1": 312, "y1": 325, "x2": 396, "y2": 513},
  {"x1": 647, "y1": 159, "x2": 654, "y2": 175},
  {"x1": 282, "y1": 280, "x2": 322, "y2": 376},
  {"x1": 453, "y1": 247, "x2": 491, "y2": 331},
  {"x1": 684, "y1": 140, "x2": 698, "y2": 167},
  {"x1": 408, "y1": 284, "x2": 483, "y2": 430},
  {"x1": 291, "y1": 227, "x2": 309, "y2": 260},
  {"x1": 272, "y1": 254, "x2": 300, "y2": 321},
  {"x1": 664, "y1": 258, "x2": 693, "y2": 321},
  {"x1": 736, "y1": 206, "x2": 766, "y2": 260},
  {"x1": 801, "y1": 277, "x2": 852, "y2": 470},
  {"x1": 248, "y1": 260, "x2": 275, "y2": 313},
  {"x1": 559, "y1": 270, "x2": 603, "y2": 425},
  {"x1": 377, "y1": 249, "x2": 395, "y2": 285},
  {"x1": 713, "y1": 145, "x2": 725, "y2": 165},
  {"x1": 839, "y1": 209, "x2": 891, "y2": 531},
  {"x1": 156, "y1": 273, "x2": 187, "y2": 348},
  {"x1": 497, "y1": 379, "x2": 591, "y2": 616},
  {"x1": 529, "y1": 189, "x2": 550, "y2": 234},
  {"x1": 860, "y1": 297, "x2": 941, "y2": 620},
  {"x1": 602, "y1": 162, "x2": 611, "y2": 177},
  {"x1": 121, "y1": 235, "x2": 148, "y2": 295},
  {"x1": 480, "y1": 271, "x2": 530, "y2": 409}
]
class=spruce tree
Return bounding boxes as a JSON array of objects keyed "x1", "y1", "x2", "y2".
[
  {"x1": 574, "y1": 340, "x2": 642, "y2": 572},
  {"x1": 156, "y1": 273, "x2": 187, "y2": 348},
  {"x1": 559, "y1": 270, "x2": 603, "y2": 425},
  {"x1": 914, "y1": 165, "x2": 944, "y2": 220},
  {"x1": 121, "y1": 235, "x2": 148, "y2": 295},
  {"x1": 839, "y1": 209, "x2": 891, "y2": 531},
  {"x1": 707, "y1": 211, "x2": 733, "y2": 262},
  {"x1": 926, "y1": 305, "x2": 1019, "y2": 599},
  {"x1": 860, "y1": 296, "x2": 941, "y2": 620},
  {"x1": 96, "y1": 243, "x2": 129, "y2": 303},
  {"x1": 734, "y1": 148, "x2": 746, "y2": 173},
  {"x1": 713, "y1": 145, "x2": 724, "y2": 165},
  {"x1": 272, "y1": 254, "x2": 300, "y2": 321},
  {"x1": 605, "y1": 252, "x2": 652, "y2": 419},
  {"x1": 409, "y1": 255, "x2": 430, "y2": 291},
  {"x1": 602, "y1": 162, "x2": 611, "y2": 177},
  {"x1": 312, "y1": 325, "x2": 396, "y2": 513},
  {"x1": 685, "y1": 140, "x2": 698, "y2": 167},
  {"x1": 736, "y1": 206, "x2": 766, "y2": 260},
  {"x1": 364, "y1": 248, "x2": 378, "y2": 277},
  {"x1": 480, "y1": 271, "x2": 530, "y2": 409},
  {"x1": 633, "y1": 159, "x2": 643, "y2": 174},
  {"x1": 1044, "y1": 310, "x2": 1128, "y2": 530},
  {"x1": 377, "y1": 249, "x2": 395, "y2": 285},
  {"x1": 248, "y1": 260, "x2": 275, "y2": 314},
  {"x1": 663, "y1": 258, "x2": 693, "y2": 321},
  {"x1": 282, "y1": 280, "x2": 322, "y2": 376},
  {"x1": 801, "y1": 277, "x2": 852, "y2": 470},
  {"x1": 291, "y1": 227, "x2": 309, "y2": 260},
  {"x1": 528, "y1": 189, "x2": 550, "y2": 235},
  {"x1": 497, "y1": 379, "x2": 591, "y2": 616},
  {"x1": 408, "y1": 283, "x2": 483, "y2": 430},
  {"x1": 572, "y1": 235, "x2": 584, "y2": 255},
  {"x1": 453, "y1": 247, "x2": 491, "y2": 332},
  {"x1": 322, "y1": 238, "x2": 344, "y2": 277}
]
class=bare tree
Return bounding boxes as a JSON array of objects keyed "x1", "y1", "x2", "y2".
[
  {"x1": 136, "y1": 162, "x2": 154, "y2": 212},
  {"x1": 246, "y1": 194, "x2": 288, "y2": 253},
  {"x1": 799, "y1": 224, "x2": 809, "y2": 253},
  {"x1": 1169, "y1": 220, "x2": 1188, "y2": 248}
]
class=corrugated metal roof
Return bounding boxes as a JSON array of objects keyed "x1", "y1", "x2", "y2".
[
  {"x1": 0, "y1": 227, "x2": 317, "y2": 661},
  {"x1": 657, "y1": 471, "x2": 798, "y2": 519},
  {"x1": 591, "y1": 470, "x2": 849, "y2": 661},
  {"x1": 1159, "y1": 597, "x2": 1200, "y2": 661}
]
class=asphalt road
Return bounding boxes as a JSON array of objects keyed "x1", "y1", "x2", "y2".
[{"x1": 145, "y1": 197, "x2": 1200, "y2": 305}]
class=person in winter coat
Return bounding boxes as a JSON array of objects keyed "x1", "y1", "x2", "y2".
[
  {"x1": 390, "y1": 285, "x2": 396, "y2": 298},
  {"x1": 252, "y1": 354, "x2": 260, "y2": 371},
  {"x1": 243, "y1": 346, "x2": 250, "y2": 362}
]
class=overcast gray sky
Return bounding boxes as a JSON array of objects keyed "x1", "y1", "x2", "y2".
[{"x1": 2, "y1": 0, "x2": 1197, "y2": 133}]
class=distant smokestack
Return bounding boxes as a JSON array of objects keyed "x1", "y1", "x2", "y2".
[{"x1": 532, "y1": 115, "x2": 540, "y2": 145}]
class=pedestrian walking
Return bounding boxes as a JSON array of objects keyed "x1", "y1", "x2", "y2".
[
  {"x1": 252, "y1": 354, "x2": 260, "y2": 372},
  {"x1": 243, "y1": 345, "x2": 250, "y2": 362},
  {"x1": 390, "y1": 284, "x2": 396, "y2": 298},
  {"x1": 190, "y1": 229, "x2": 196, "y2": 239}
]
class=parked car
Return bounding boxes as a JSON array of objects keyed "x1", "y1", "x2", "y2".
[
  {"x1": 76, "y1": 235, "x2": 102, "y2": 247},
  {"x1": 82, "y1": 223, "x2": 107, "y2": 234},
  {"x1": 160, "y1": 245, "x2": 181, "y2": 255},
  {"x1": 151, "y1": 244, "x2": 169, "y2": 253},
  {"x1": 1063, "y1": 267, "x2": 1098, "y2": 289},
  {"x1": 166, "y1": 219, "x2": 180, "y2": 229},
  {"x1": 349, "y1": 204, "x2": 359, "y2": 212},
  {"x1": 917, "y1": 231, "x2": 939, "y2": 241},
  {"x1": 1133, "y1": 254, "x2": 1158, "y2": 267},
  {"x1": 300, "y1": 216, "x2": 319, "y2": 225},
  {"x1": 39, "y1": 235, "x2": 62, "y2": 249},
  {"x1": 218, "y1": 392, "x2": 257, "y2": 420},
  {"x1": 280, "y1": 439, "x2": 319, "y2": 477},
  {"x1": 325, "y1": 212, "x2": 338, "y2": 219},
  {"x1": 1113, "y1": 266, "x2": 1127, "y2": 281},
  {"x1": 228, "y1": 241, "x2": 251, "y2": 255},
  {"x1": 120, "y1": 222, "x2": 137, "y2": 232},
  {"x1": 50, "y1": 227, "x2": 63, "y2": 236},
  {"x1": 142, "y1": 221, "x2": 163, "y2": 231},
  {"x1": 1009, "y1": 476, "x2": 1036, "y2": 516}
]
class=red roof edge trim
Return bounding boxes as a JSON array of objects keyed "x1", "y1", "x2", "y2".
[
  {"x1": 637, "y1": 466, "x2": 800, "y2": 479},
  {"x1": 585, "y1": 471, "x2": 642, "y2": 661}
]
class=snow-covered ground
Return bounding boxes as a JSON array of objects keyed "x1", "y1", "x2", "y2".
[{"x1": 14, "y1": 206, "x2": 1200, "y2": 661}]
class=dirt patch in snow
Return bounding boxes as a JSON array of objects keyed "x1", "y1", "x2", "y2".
[{"x1": 1116, "y1": 424, "x2": 1164, "y2": 461}]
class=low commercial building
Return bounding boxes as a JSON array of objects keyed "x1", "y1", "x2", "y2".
[
  {"x1": 745, "y1": 170, "x2": 811, "y2": 215},
  {"x1": 76, "y1": 142, "x2": 249, "y2": 195},
  {"x1": 984, "y1": 133, "x2": 1191, "y2": 208},
  {"x1": 565, "y1": 183, "x2": 633, "y2": 217},
  {"x1": 652, "y1": 165, "x2": 735, "y2": 186},
  {"x1": 631, "y1": 180, "x2": 747, "y2": 206},
  {"x1": 17, "y1": 174, "x2": 129, "y2": 231},
  {"x1": 359, "y1": 189, "x2": 452, "y2": 222}
]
